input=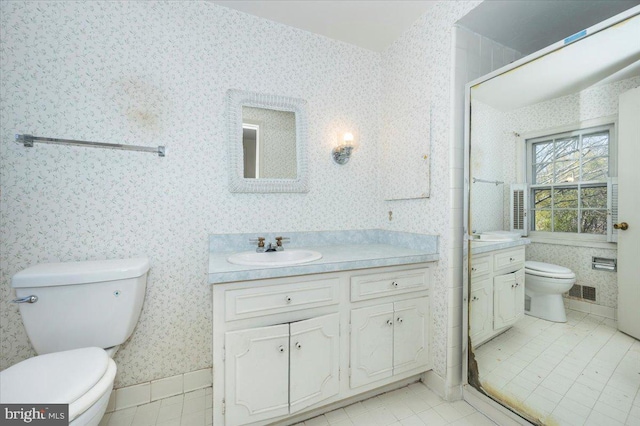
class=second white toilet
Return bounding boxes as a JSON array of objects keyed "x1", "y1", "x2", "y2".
[{"x1": 524, "y1": 260, "x2": 576, "y2": 323}]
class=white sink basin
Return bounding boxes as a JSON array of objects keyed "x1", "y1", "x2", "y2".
[{"x1": 227, "y1": 249, "x2": 323, "y2": 267}]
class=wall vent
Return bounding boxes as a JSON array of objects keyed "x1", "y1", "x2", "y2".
[
  {"x1": 582, "y1": 286, "x2": 597, "y2": 302},
  {"x1": 569, "y1": 285, "x2": 582, "y2": 298}
]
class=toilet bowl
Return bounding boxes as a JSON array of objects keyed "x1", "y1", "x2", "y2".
[
  {"x1": 0, "y1": 258, "x2": 149, "y2": 426},
  {"x1": 0, "y1": 348, "x2": 116, "y2": 426},
  {"x1": 525, "y1": 260, "x2": 576, "y2": 323}
]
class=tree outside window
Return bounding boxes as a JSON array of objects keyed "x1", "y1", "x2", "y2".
[{"x1": 528, "y1": 126, "x2": 612, "y2": 235}]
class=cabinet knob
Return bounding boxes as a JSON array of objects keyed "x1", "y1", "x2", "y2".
[
  {"x1": 397, "y1": 317, "x2": 403, "y2": 324},
  {"x1": 386, "y1": 319, "x2": 393, "y2": 326},
  {"x1": 285, "y1": 296, "x2": 292, "y2": 304},
  {"x1": 471, "y1": 267, "x2": 476, "y2": 272},
  {"x1": 278, "y1": 345, "x2": 285, "y2": 353},
  {"x1": 509, "y1": 257, "x2": 515, "y2": 261},
  {"x1": 472, "y1": 296, "x2": 479, "y2": 301},
  {"x1": 295, "y1": 342, "x2": 302, "y2": 350},
  {"x1": 392, "y1": 281, "x2": 399, "y2": 287}
]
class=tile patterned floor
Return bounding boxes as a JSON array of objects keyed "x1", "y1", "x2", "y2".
[
  {"x1": 295, "y1": 383, "x2": 495, "y2": 426},
  {"x1": 103, "y1": 383, "x2": 496, "y2": 426},
  {"x1": 475, "y1": 310, "x2": 640, "y2": 426},
  {"x1": 100, "y1": 388, "x2": 212, "y2": 426}
]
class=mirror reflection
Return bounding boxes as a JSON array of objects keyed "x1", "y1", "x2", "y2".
[
  {"x1": 242, "y1": 106, "x2": 297, "y2": 179},
  {"x1": 469, "y1": 13, "x2": 640, "y2": 425}
]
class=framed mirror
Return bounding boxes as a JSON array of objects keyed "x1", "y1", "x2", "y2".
[{"x1": 227, "y1": 89, "x2": 309, "y2": 193}]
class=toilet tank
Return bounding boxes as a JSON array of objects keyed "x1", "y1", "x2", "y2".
[{"x1": 11, "y1": 258, "x2": 150, "y2": 355}]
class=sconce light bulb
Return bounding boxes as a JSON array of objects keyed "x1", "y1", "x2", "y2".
[{"x1": 343, "y1": 132, "x2": 354, "y2": 144}]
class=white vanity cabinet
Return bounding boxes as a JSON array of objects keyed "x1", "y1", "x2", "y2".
[
  {"x1": 470, "y1": 246, "x2": 525, "y2": 346},
  {"x1": 224, "y1": 324, "x2": 290, "y2": 425},
  {"x1": 350, "y1": 297, "x2": 430, "y2": 388},
  {"x1": 224, "y1": 314, "x2": 340, "y2": 426},
  {"x1": 493, "y1": 270, "x2": 525, "y2": 330},
  {"x1": 212, "y1": 263, "x2": 433, "y2": 426},
  {"x1": 469, "y1": 277, "x2": 492, "y2": 342}
]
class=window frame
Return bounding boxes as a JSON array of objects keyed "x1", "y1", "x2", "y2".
[{"x1": 522, "y1": 117, "x2": 617, "y2": 245}]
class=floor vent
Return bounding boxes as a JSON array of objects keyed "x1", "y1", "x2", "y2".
[
  {"x1": 583, "y1": 286, "x2": 597, "y2": 302},
  {"x1": 569, "y1": 284, "x2": 582, "y2": 298}
]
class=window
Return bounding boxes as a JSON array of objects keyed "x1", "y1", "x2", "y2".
[{"x1": 526, "y1": 124, "x2": 614, "y2": 235}]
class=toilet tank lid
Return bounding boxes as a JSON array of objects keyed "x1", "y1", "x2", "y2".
[
  {"x1": 12, "y1": 257, "x2": 150, "y2": 288},
  {"x1": 525, "y1": 260, "x2": 572, "y2": 274}
]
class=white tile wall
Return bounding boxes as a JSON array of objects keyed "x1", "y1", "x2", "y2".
[
  {"x1": 116, "y1": 383, "x2": 151, "y2": 411},
  {"x1": 150, "y1": 375, "x2": 183, "y2": 402},
  {"x1": 109, "y1": 368, "x2": 213, "y2": 412},
  {"x1": 183, "y1": 369, "x2": 212, "y2": 393}
]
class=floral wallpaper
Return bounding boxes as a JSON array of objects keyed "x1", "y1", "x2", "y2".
[{"x1": 0, "y1": 1, "x2": 383, "y2": 388}]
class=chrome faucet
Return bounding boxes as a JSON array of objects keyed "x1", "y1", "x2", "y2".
[{"x1": 250, "y1": 236, "x2": 290, "y2": 252}]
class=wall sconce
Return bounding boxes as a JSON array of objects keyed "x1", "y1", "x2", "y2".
[{"x1": 332, "y1": 132, "x2": 354, "y2": 165}]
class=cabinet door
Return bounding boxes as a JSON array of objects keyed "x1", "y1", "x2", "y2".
[
  {"x1": 350, "y1": 303, "x2": 394, "y2": 388},
  {"x1": 225, "y1": 324, "x2": 290, "y2": 426},
  {"x1": 470, "y1": 278, "x2": 492, "y2": 344},
  {"x1": 289, "y1": 313, "x2": 340, "y2": 413},
  {"x1": 513, "y1": 269, "x2": 525, "y2": 321},
  {"x1": 494, "y1": 271, "x2": 520, "y2": 330},
  {"x1": 393, "y1": 297, "x2": 430, "y2": 375}
]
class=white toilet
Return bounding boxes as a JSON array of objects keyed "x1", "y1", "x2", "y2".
[
  {"x1": 0, "y1": 258, "x2": 149, "y2": 426},
  {"x1": 524, "y1": 260, "x2": 576, "y2": 323}
]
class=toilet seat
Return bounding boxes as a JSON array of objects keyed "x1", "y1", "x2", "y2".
[
  {"x1": 0, "y1": 347, "x2": 115, "y2": 421},
  {"x1": 525, "y1": 261, "x2": 575, "y2": 280}
]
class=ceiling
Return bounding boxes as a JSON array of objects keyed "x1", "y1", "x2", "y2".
[
  {"x1": 210, "y1": 1, "x2": 436, "y2": 52},
  {"x1": 458, "y1": 0, "x2": 640, "y2": 56},
  {"x1": 472, "y1": 13, "x2": 640, "y2": 111}
]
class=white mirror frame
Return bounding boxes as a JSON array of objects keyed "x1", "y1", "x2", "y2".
[{"x1": 227, "y1": 89, "x2": 309, "y2": 193}]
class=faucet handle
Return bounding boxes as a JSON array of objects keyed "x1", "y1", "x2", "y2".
[
  {"x1": 275, "y1": 236, "x2": 290, "y2": 247},
  {"x1": 249, "y1": 237, "x2": 266, "y2": 248}
]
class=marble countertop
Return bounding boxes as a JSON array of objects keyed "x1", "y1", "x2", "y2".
[
  {"x1": 208, "y1": 243, "x2": 439, "y2": 284},
  {"x1": 470, "y1": 238, "x2": 531, "y2": 255}
]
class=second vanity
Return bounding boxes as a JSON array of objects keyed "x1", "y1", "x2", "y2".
[
  {"x1": 209, "y1": 230, "x2": 439, "y2": 426},
  {"x1": 469, "y1": 238, "x2": 531, "y2": 347}
]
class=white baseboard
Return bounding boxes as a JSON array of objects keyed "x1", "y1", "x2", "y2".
[
  {"x1": 106, "y1": 368, "x2": 213, "y2": 411},
  {"x1": 565, "y1": 298, "x2": 617, "y2": 320},
  {"x1": 422, "y1": 370, "x2": 446, "y2": 398}
]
